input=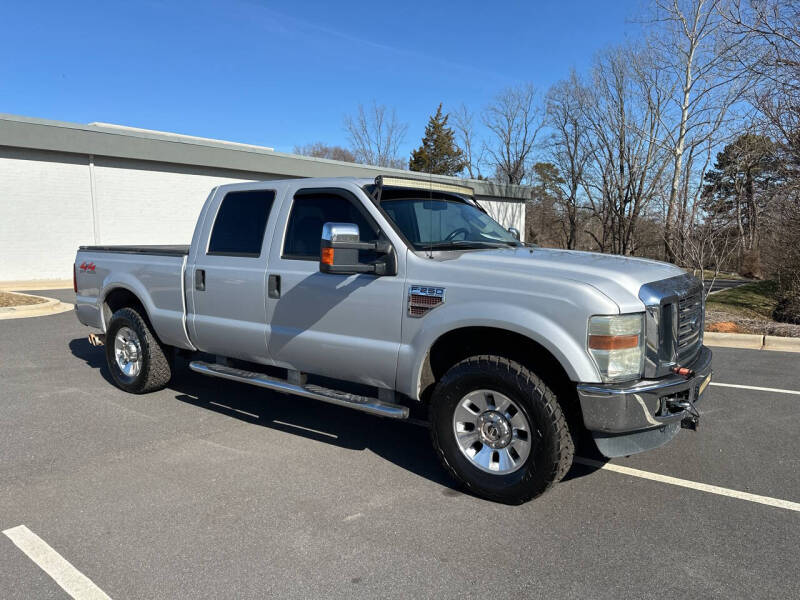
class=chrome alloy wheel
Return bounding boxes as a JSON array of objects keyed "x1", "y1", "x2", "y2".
[
  {"x1": 114, "y1": 326, "x2": 142, "y2": 378},
  {"x1": 452, "y1": 389, "x2": 532, "y2": 474}
]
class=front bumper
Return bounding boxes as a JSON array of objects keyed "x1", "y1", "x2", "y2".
[{"x1": 576, "y1": 345, "x2": 712, "y2": 457}]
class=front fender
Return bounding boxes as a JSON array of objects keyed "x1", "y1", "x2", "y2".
[{"x1": 396, "y1": 301, "x2": 602, "y2": 401}]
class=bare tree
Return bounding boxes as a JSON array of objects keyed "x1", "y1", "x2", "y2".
[
  {"x1": 293, "y1": 142, "x2": 356, "y2": 163},
  {"x1": 545, "y1": 71, "x2": 593, "y2": 249},
  {"x1": 724, "y1": 0, "x2": 800, "y2": 320},
  {"x1": 343, "y1": 102, "x2": 408, "y2": 169},
  {"x1": 451, "y1": 104, "x2": 484, "y2": 179},
  {"x1": 680, "y1": 217, "x2": 740, "y2": 300},
  {"x1": 580, "y1": 46, "x2": 672, "y2": 255},
  {"x1": 650, "y1": 0, "x2": 755, "y2": 262},
  {"x1": 482, "y1": 84, "x2": 543, "y2": 184}
]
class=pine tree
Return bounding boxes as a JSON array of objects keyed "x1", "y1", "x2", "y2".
[
  {"x1": 701, "y1": 133, "x2": 779, "y2": 277},
  {"x1": 408, "y1": 104, "x2": 466, "y2": 175}
]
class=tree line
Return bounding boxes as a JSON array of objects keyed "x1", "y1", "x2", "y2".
[{"x1": 294, "y1": 0, "x2": 800, "y2": 323}]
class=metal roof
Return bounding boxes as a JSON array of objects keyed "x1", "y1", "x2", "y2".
[{"x1": 0, "y1": 113, "x2": 531, "y2": 202}]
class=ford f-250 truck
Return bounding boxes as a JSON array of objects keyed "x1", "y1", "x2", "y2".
[{"x1": 74, "y1": 175, "x2": 711, "y2": 504}]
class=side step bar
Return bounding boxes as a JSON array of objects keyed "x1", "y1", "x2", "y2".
[{"x1": 188, "y1": 361, "x2": 409, "y2": 420}]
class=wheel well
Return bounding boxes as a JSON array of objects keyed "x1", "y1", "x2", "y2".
[
  {"x1": 421, "y1": 327, "x2": 585, "y2": 435},
  {"x1": 102, "y1": 288, "x2": 147, "y2": 327}
]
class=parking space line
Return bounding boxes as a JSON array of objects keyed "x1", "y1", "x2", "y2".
[
  {"x1": 272, "y1": 420, "x2": 338, "y2": 438},
  {"x1": 3, "y1": 525, "x2": 112, "y2": 599},
  {"x1": 710, "y1": 382, "x2": 800, "y2": 396},
  {"x1": 574, "y1": 458, "x2": 800, "y2": 512}
]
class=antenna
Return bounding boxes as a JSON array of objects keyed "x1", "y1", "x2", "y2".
[{"x1": 427, "y1": 160, "x2": 435, "y2": 259}]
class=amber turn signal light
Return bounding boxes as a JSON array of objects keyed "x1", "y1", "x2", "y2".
[
  {"x1": 321, "y1": 247, "x2": 335, "y2": 265},
  {"x1": 588, "y1": 334, "x2": 640, "y2": 350}
]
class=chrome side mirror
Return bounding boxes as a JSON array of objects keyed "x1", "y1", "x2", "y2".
[
  {"x1": 319, "y1": 222, "x2": 393, "y2": 276},
  {"x1": 508, "y1": 227, "x2": 520, "y2": 240}
]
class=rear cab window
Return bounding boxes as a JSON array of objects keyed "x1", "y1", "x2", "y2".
[{"x1": 208, "y1": 190, "x2": 276, "y2": 257}]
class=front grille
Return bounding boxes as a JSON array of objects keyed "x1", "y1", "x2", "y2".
[
  {"x1": 677, "y1": 289, "x2": 703, "y2": 362},
  {"x1": 639, "y1": 273, "x2": 705, "y2": 377}
]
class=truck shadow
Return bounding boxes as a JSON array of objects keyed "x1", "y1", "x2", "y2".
[
  {"x1": 69, "y1": 337, "x2": 603, "y2": 496},
  {"x1": 69, "y1": 337, "x2": 458, "y2": 492}
]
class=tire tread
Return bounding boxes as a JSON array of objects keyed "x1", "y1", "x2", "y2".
[
  {"x1": 429, "y1": 354, "x2": 574, "y2": 504},
  {"x1": 106, "y1": 307, "x2": 172, "y2": 394}
]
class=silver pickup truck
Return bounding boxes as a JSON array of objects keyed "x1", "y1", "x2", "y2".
[{"x1": 74, "y1": 175, "x2": 711, "y2": 504}]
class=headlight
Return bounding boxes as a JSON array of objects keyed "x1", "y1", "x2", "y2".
[{"x1": 587, "y1": 314, "x2": 644, "y2": 383}]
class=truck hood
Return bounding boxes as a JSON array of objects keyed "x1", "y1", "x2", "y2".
[{"x1": 431, "y1": 246, "x2": 685, "y2": 313}]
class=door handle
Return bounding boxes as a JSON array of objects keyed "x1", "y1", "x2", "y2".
[
  {"x1": 195, "y1": 269, "x2": 205, "y2": 291},
  {"x1": 268, "y1": 274, "x2": 280, "y2": 299}
]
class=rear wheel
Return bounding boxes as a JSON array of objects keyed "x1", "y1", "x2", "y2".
[
  {"x1": 430, "y1": 355, "x2": 574, "y2": 504},
  {"x1": 105, "y1": 307, "x2": 172, "y2": 393}
]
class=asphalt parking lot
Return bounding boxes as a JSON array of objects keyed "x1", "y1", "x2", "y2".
[{"x1": 1, "y1": 290, "x2": 798, "y2": 599}]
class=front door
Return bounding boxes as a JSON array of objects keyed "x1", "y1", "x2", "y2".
[
  {"x1": 188, "y1": 187, "x2": 278, "y2": 363},
  {"x1": 265, "y1": 187, "x2": 405, "y2": 389}
]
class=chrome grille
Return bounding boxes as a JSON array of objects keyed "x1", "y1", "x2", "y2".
[
  {"x1": 639, "y1": 273, "x2": 705, "y2": 378},
  {"x1": 677, "y1": 289, "x2": 703, "y2": 362}
]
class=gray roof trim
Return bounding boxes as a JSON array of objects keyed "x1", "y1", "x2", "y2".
[{"x1": 0, "y1": 113, "x2": 531, "y2": 202}]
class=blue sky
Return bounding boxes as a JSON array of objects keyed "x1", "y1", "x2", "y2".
[{"x1": 1, "y1": 0, "x2": 641, "y2": 156}]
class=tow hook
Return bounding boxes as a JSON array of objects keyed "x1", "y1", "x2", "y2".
[
  {"x1": 666, "y1": 397, "x2": 700, "y2": 431},
  {"x1": 672, "y1": 365, "x2": 695, "y2": 378},
  {"x1": 88, "y1": 333, "x2": 105, "y2": 347}
]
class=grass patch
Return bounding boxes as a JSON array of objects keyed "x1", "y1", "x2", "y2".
[
  {"x1": 688, "y1": 269, "x2": 748, "y2": 280},
  {"x1": 0, "y1": 291, "x2": 47, "y2": 308},
  {"x1": 706, "y1": 280, "x2": 778, "y2": 319}
]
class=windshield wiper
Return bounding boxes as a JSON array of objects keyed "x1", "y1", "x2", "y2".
[{"x1": 423, "y1": 240, "x2": 512, "y2": 250}]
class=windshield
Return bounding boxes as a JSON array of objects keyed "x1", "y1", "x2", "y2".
[{"x1": 380, "y1": 197, "x2": 521, "y2": 250}]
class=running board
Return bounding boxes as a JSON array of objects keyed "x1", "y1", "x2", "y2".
[{"x1": 188, "y1": 361, "x2": 409, "y2": 419}]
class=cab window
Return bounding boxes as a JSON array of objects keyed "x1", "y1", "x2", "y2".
[
  {"x1": 208, "y1": 190, "x2": 275, "y2": 257},
  {"x1": 283, "y1": 192, "x2": 379, "y2": 260}
]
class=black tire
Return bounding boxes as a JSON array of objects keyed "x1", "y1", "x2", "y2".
[
  {"x1": 105, "y1": 307, "x2": 172, "y2": 394},
  {"x1": 429, "y1": 355, "x2": 574, "y2": 504}
]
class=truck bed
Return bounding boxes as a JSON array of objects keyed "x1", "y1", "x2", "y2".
[{"x1": 78, "y1": 245, "x2": 190, "y2": 256}]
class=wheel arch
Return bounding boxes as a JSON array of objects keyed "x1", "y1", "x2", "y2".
[
  {"x1": 416, "y1": 325, "x2": 592, "y2": 445},
  {"x1": 102, "y1": 286, "x2": 148, "y2": 327},
  {"x1": 417, "y1": 326, "x2": 576, "y2": 403}
]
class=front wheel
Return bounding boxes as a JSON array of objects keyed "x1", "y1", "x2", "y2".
[
  {"x1": 105, "y1": 307, "x2": 172, "y2": 394},
  {"x1": 429, "y1": 355, "x2": 574, "y2": 504}
]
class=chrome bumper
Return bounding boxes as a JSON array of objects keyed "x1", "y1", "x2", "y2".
[{"x1": 576, "y1": 346, "x2": 712, "y2": 457}]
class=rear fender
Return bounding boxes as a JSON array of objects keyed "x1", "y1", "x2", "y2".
[{"x1": 99, "y1": 271, "x2": 192, "y2": 349}]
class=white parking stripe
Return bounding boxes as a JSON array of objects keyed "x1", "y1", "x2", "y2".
[
  {"x1": 710, "y1": 382, "x2": 800, "y2": 396},
  {"x1": 574, "y1": 458, "x2": 800, "y2": 512},
  {"x1": 3, "y1": 525, "x2": 111, "y2": 600}
]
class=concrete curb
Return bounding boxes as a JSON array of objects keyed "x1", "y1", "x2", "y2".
[
  {"x1": 704, "y1": 331, "x2": 800, "y2": 353},
  {"x1": 0, "y1": 292, "x2": 73, "y2": 320},
  {"x1": 764, "y1": 335, "x2": 800, "y2": 353},
  {"x1": 0, "y1": 279, "x2": 73, "y2": 291}
]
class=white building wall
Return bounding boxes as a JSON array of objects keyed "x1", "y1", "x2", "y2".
[
  {"x1": 480, "y1": 199, "x2": 526, "y2": 242},
  {"x1": 0, "y1": 151, "x2": 286, "y2": 281},
  {"x1": 0, "y1": 147, "x2": 95, "y2": 280},
  {"x1": 91, "y1": 157, "x2": 266, "y2": 246}
]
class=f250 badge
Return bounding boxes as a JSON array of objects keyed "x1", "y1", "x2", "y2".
[
  {"x1": 408, "y1": 285, "x2": 445, "y2": 317},
  {"x1": 79, "y1": 261, "x2": 96, "y2": 273}
]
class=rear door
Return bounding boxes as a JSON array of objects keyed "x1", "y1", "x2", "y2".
[
  {"x1": 265, "y1": 184, "x2": 406, "y2": 389},
  {"x1": 187, "y1": 185, "x2": 280, "y2": 362}
]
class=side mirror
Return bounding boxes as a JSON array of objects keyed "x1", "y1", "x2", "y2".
[
  {"x1": 319, "y1": 222, "x2": 393, "y2": 276},
  {"x1": 508, "y1": 227, "x2": 521, "y2": 240}
]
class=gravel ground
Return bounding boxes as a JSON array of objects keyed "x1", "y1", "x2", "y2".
[
  {"x1": 706, "y1": 309, "x2": 800, "y2": 337},
  {"x1": 0, "y1": 291, "x2": 46, "y2": 308}
]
